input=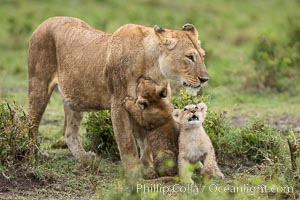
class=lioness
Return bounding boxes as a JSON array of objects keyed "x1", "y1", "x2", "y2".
[
  {"x1": 28, "y1": 16, "x2": 208, "y2": 175},
  {"x1": 123, "y1": 78, "x2": 179, "y2": 178},
  {"x1": 173, "y1": 103, "x2": 224, "y2": 183}
]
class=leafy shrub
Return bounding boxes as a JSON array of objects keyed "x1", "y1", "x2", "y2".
[
  {"x1": 171, "y1": 89, "x2": 211, "y2": 109},
  {"x1": 248, "y1": 20, "x2": 300, "y2": 93},
  {"x1": 214, "y1": 120, "x2": 287, "y2": 167},
  {"x1": 0, "y1": 102, "x2": 39, "y2": 168},
  {"x1": 83, "y1": 110, "x2": 119, "y2": 159},
  {"x1": 240, "y1": 120, "x2": 284, "y2": 163}
]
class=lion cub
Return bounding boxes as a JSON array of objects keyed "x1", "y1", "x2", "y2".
[
  {"x1": 123, "y1": 78, "x2": 178, "y2": 178},
  {"x1": 173, "y1": 103, "x2": 224, "y2": 183}
]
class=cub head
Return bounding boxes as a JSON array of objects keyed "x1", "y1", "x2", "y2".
[
  {"x1": 136, "y1": 78, "x2": 173, "y2": 130},
  {"x1": 173, "y1": 102, "x2": 207, "y2": 129},
  {"x1": 154, "y1": 24, "x2": 209, "y2": 96}
]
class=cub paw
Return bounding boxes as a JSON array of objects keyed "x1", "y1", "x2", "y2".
[{"x1": 123, "y1": 96, "x2": 136, "y2": 108}]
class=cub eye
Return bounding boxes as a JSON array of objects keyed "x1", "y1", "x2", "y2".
[
  {"x1": 195, "y1": 106, "x2": 198, "y2": 110},
  {"x1": 183, "y1": 108, "x2": 188, "y2": 111},
  {"x1": 185, "y1": 55, "x2": 195, "y2": 62}
]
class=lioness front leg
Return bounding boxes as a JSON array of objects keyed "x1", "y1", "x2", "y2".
[{"x1": 111, "y1": 97, "x2": 142, "y2": 178}]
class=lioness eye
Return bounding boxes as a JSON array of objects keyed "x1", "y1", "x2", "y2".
[
  {"x1": 183, "y1": 108, "x2": 188, "y2": 111},
  {"x1": 185, "y1": 55, "x2": 195, "y2": 62},
  {"x1": 195, "y1": 106, "x2": 198, "y2": 110}
]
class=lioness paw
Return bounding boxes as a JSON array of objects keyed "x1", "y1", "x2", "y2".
[{"x1": 85, "y1": 151, "x2": 97, "y2": 159}]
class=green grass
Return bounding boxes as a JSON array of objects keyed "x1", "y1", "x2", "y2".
[{"x1": 0, "y1": 0, "x2": 300, "y2": 199}]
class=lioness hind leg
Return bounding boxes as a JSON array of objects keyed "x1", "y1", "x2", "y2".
[
  {"x1": 63, "y1": 103, "x2": 95, "y2": 163},
  {"x1": 28, "y1": 79, "x2": 56, "y2": 144},
  {"x1": 28, "y1": 29, "x2": 58, "y2": 144}
]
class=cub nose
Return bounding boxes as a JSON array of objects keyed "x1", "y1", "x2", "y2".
[
  {"x1": 199, "y1": 77, "x2": 209, "y2": 84},
  {"x1": 191, "y1": 110, "x2": 196, "y2": 114}
]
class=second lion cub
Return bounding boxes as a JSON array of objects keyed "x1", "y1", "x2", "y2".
[
  {"x1": 123, "y1": 78, "x2": 178, "y2": 178},
  {"x1": 173, "y1": 103, "x2": 224, "y2": 183}
]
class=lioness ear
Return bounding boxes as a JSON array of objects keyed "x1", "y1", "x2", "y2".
[
  {"x1": 172, "y1": 109, "x2": 182, "y2": 123},
  {"x1": 154, "y1": 25, "x2": 165, "y2": 34},
  {"x1": 182, "y1": 23, "x2": 195, "y2": 31},
  {"x1": 182, "y1": 23, "x2": 198, "y2": 37},
  {"x1": 137, "y1": 98, "x2": 149, "y2": 110},
  {"x1": 154, "y1": 25, "x2": 177, "y2": 49}
]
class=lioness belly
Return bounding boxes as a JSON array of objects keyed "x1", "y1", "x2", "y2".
[
  {"x1": 57, "y1": 60, "x2": 111, "y2": 111},
  {"x1": 58, "y1": 82, "x2": 110, "y2": 111}
]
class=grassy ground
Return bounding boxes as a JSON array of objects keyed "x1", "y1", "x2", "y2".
[{"x1": 0, "y1": 0, "x2": 300, "y2": 199}]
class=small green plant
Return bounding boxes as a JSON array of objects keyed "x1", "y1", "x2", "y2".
[
  {"x1": 239, "y1": 120, "x2": 285, "y2": 164},
  {"x1": 83, "y1": 110, "x2": 119, "y2": 159},
  {"x1": 171, "y1": 89, "x2": 211, "y2": 109},
  {"x1": 0, "y1": 102, "x2": 37, "y2": 163},
  {"x1": 215, "y1": 120, "x2": 286, "y2": 167},
  {"x1": 0, "y1": 102, "x2": 40, "y2": 175}
]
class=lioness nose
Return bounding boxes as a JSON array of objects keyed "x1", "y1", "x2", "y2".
[
  {"x1": 191, "y1": 110, "x2": 196, "y2": 113},
  {"x1": 199, "y1": 77, "x2": 209, "y2": 84}
]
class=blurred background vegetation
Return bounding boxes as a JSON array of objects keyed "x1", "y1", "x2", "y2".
[
  {"x1": 1, "y1": 0, "x2": 300, "y2": 119},
  {"x1": 0, "y1": 0, "x2": 300, "y2": 199}
]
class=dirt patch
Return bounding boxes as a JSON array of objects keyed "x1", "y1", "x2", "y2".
[
  {"x1": 0, "y1": 174, "x2": 51, "y2": 199},
  {"x1": 229, "y1": 115, "x2": 300, "y2": 132}
]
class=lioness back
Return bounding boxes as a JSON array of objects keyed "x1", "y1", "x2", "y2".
[{"x1": 29, "y1": 17, "x2": 112, "y2": 111}]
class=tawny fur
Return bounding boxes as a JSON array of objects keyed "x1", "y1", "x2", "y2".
[
  {"x1": 28, "y1": 17, "x2": 208, "y2": 174},
  {"x1": 123, "y1": 78, "x2": 179, "y2": 178},
  {"x1": 173, "y1": 103, "x2": 224, "y2": 183}
]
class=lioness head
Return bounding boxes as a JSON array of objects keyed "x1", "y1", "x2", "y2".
[
  {"x1": 173, "y1": 102, "x2": 207, "y2": 129},
  {"x1": 154, "y1": 24, "x2": 209, "y2": 96},
  {"x1": 136, "y1": 78, "x2": 173, "y2": 130}
]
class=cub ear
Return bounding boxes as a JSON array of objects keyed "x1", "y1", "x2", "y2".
[
  {"x1": 172, "y1": 109, "x2": 182, "y2": 123},
  {"x1": 157, "y1": 82, "x2": 171, "y2": 99},
  {"x1": 197, "y1": 102, "x2": 207, "y2": 117},
  {"x1": 137, "y1": 98, "x2": 149, "y2": 110},
  {"x1": 156, "y1": 85, "x2": 168, "y2": 98}
]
